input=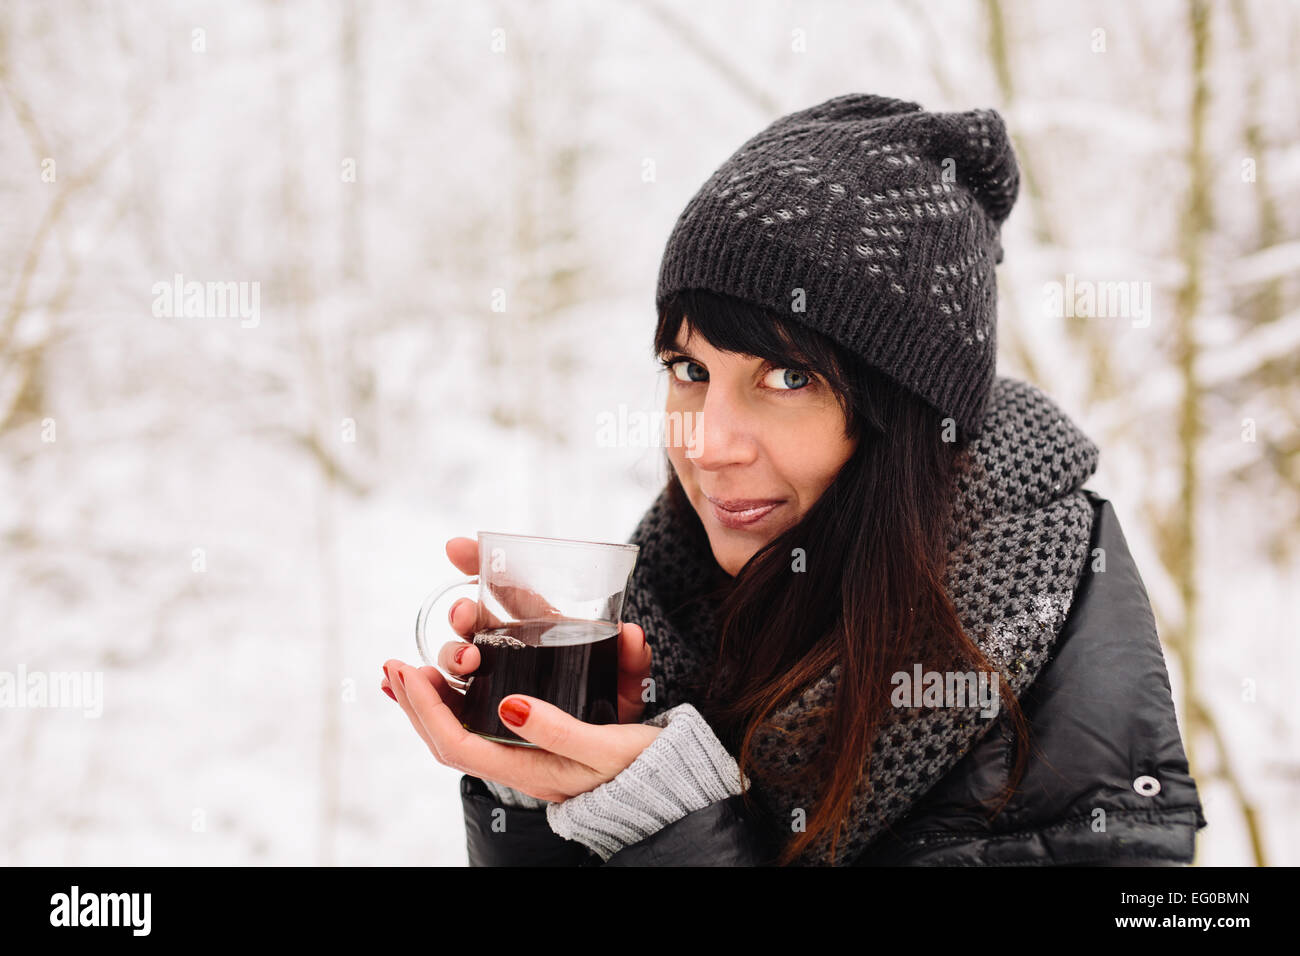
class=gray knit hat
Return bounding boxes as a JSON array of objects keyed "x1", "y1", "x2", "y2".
[{"x1": 655, "y1": 93, "x2": 1020, "y2": 437}]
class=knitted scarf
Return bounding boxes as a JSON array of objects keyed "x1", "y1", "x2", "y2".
[{"x1": 623, "y1": 376, "x2": 1101, "y2": 866}]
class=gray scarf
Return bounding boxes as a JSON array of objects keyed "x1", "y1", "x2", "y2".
[{"x1": 624, "y1": 376, "x2": 1100, "y2": 865}]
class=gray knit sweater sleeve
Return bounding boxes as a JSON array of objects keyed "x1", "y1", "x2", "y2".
[{"x1": 479, "y1": 704, "x2": 749, "y2": 861}]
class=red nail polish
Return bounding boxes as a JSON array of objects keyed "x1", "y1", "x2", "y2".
[
  {"x1": 499, "y1": 698, "x2": 529, "y2": 727},
  {"x1": 397, "y1": 670, "x2": 405, "y2": 689},
  {"x1": 382, "y1": 684, "x2": 397, "y2": 702},
  {"x1": 454, "y1": 645, "x2": 467, "y2": 664},
  {"x1": 383, "y1": 664, "x2": 390, "y2": 681}
]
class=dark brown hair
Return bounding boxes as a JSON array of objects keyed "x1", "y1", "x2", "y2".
[{"x1": 655, "y1": 288, "x2": 1030, "y2": 865}]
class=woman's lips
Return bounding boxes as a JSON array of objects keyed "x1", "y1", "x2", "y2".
[{"x1": 704, "y1": 494, "x2": 784, "y2": 530}]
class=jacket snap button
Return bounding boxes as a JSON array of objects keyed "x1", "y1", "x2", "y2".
[{"x1": 1133, "y1": 775, "x2": 1161, "y2": 796}]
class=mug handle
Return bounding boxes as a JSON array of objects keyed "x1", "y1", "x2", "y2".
[{"x1": 415, "y1": 576, "x2": 479, "y2": 668}]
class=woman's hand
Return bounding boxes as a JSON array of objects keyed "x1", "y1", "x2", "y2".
[{"x1": 379, "y1": 537, "x2": 660, "y2": 804}]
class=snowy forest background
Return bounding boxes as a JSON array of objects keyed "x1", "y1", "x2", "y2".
[{"x1": 2, "y1": 0, "x2": 1297, "y2": 866}]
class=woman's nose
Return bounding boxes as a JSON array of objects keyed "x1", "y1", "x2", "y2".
[{"x1": 687, "y1": 392, "x2": 759, "y2": 469}]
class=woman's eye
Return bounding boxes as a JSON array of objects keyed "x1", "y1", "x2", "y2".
[
  {"x1": 763, "y1": 367, "x2": 813, "y2": 391},
  {"x1": 662, "y1": 358, "x2": 813, "y2": 392},
  {"x1": 668, "y1": 359, "x2": 708, "y2": 383}
]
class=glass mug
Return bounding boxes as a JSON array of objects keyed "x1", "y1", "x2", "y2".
[{"x1": 415, "y1": 532, "x2": 639, "y2": 746}]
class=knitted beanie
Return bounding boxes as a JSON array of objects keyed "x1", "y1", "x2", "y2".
[{"x1": 655, "y1": 93, "x2": 1020, "y2": 438}]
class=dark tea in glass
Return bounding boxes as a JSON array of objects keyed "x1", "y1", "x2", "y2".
[
  {"x1": 460, "y1": 618, "x2": 619, "y2": 745},
  {"x1": 415, "y1": 530, "x2": 638, "y2": 744}
]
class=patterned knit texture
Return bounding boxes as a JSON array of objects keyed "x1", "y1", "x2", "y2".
[
  {"x1": 656, "y1": 93, "x2": 1020, "y2": 438},
  {"x1": 544, "y1": 703, "x2": 749, "y2": 861},
  {"x1": 624, "y1": 375, "x2": 1100, "y2": 865}
]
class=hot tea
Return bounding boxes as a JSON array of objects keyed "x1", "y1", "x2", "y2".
[{"x1": 460, "y1": 618, "x2": 619, "y2": 745}]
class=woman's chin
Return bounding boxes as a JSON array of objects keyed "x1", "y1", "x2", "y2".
[{"x1": 705, "y1": 536, "x2": 757, "y2": 578}]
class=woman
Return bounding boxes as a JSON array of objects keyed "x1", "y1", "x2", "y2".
[{"x1": 383, "y1": 93, "x2": 1206, "y2": 866}]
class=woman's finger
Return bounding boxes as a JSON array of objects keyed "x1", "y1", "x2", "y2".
[
  {"x1": 444, "y1": 539, "x2": 508, "y2": 634},
  {"x1": 438, "y1": 636, "x2": 480, "y2": 676},
  {"x1": 446, "y1": 537, "x2": 581, "y2": 639},
  {"x1": 385, "y1": 659, "x2": 442, "y2": 760},
  {"x1": 485, "y1": 581, "x2": 568, "y2": 624},
  {"x1": 616, "y1": 622, "x2": 652, "y2": 722},
  {"x1": 385, "y1": 661, "x2": 469, "y2": 761},
  {"x1": 417, "y1": 666, "x2": 464, "y2": 718},
  {"x1": 445, "y1": 537, "x2": 479, "y2": 576},
  {"x1": 617, "y1": 622, "x2": 649, "y2": 674},
  {"x1": 398, "y1": 662, "x2": 530, "y2": 780},
  {"x1": 448, "y1": 596, "x2": 506, "y2": 637},
  {"x1": 495, "y1": 694, "x2": 660, "y2": 779}
]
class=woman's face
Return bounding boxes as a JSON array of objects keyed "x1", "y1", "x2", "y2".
[{"x1": 661, "y1": 319, "x2": 858, "y2": 577}]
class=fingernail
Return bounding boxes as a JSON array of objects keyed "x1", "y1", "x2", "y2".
[
  {"x1": 499, "y1": 698, "x2": 529, "y2": 727},
  {"x1": 397, "y1": 669, "x2": 405, "y2": 689},
  {"x1": 382, "y1": 683, "x2": 396, "y2": 702},
  {"x1": 448, "y1": 602, "x2": 458, "y2": 627},
  {"x1": 454, "y1": 645, "x2": 467, "y2": 664},
  {"x1": 383, "y1": 664, "x2": 390, "y2": 681}
]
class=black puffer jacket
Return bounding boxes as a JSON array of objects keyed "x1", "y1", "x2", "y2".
[{"x1": 459, "y1": 489, "x2": 1207, "y2": 865}]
